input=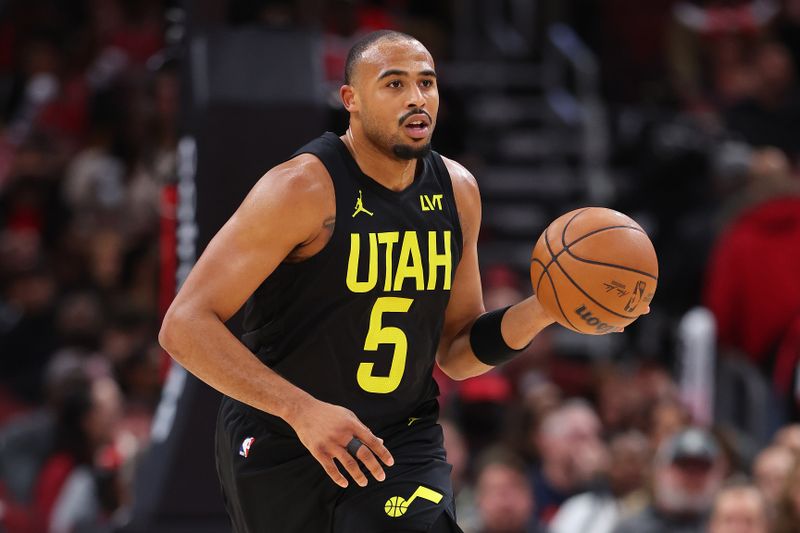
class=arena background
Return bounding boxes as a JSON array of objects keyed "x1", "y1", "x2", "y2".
[{"x1": 0, "y1": 1, "x2": 799, "y2": 532}]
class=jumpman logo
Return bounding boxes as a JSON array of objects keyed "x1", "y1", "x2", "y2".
[{"x1": 352, "y1": 190, "x2": 374, "y2": 218}]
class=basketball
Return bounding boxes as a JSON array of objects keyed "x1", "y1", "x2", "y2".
[{"x1": 530, "y1": 207, "x2": 658, "y2": 335}]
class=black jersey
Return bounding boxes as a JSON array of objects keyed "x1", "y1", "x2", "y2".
[{"x1": 236, "y1": 132, "x2": 462, "y2": 433}]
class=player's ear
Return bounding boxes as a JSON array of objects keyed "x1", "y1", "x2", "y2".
[{"x1": 340, "y1": 84, "x2": 358, "y2": 112}]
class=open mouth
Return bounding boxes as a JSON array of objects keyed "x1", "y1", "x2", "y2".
[{"x1": 403, "y1": 117, "x2": 430, "y2": 139}]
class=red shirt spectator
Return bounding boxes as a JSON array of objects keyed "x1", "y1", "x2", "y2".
[{"x1": 704, "y1": 196, "x2": 800, "y2": 366}]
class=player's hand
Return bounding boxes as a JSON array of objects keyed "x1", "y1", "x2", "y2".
[
  {"x1": 613, "y1": 305, "x2": 651, "y2": 333},
  {"x1": 285, "y1": 397, "x2": 394, "y2": 488}
]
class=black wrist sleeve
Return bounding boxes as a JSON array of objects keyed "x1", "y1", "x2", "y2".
[{"x1": 469, "y1": 306, "x2": 530, "y2": 366}]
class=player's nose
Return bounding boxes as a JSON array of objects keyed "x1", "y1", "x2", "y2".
[{"x1": 405, "y1": 85, "x2": 425, "y2": 108}]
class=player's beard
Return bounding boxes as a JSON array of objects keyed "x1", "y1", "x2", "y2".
[
  {"x1": 392, "y1": 141, "x2": 431, "y2": 160},
  {"x1": 361, "y1": 114, "x2": 432, "y2": 161}
]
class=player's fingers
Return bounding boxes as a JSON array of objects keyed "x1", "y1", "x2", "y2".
[
  {"x1": 355, "y1": 445, "x2": 386, "y2": 482},
  {"x1": 335, "y1": 451, "x2": 368, "y2": 487},
  {"x1": 354, "y1": 427, "x2": 395, "y2": 467},
  {"x1": 318, "y1": 455, "x2": 349, "y2": 488}
]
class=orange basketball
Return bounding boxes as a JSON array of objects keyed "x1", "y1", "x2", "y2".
[{"x1": 530, "y1": 207, "x2": 658, "y2": 335}]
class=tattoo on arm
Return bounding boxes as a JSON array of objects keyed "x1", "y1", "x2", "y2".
[{"x1": 284, "y1": 215, "x2": 335, "y2": 263}]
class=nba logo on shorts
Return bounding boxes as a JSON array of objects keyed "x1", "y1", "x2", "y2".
[{"x1": 239, "y1": 437, "x2": 255, "y2": 458}]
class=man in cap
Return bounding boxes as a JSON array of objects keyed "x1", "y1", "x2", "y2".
[{"x1": 613, "y1": 427, "x2": 726, "y2": 533}]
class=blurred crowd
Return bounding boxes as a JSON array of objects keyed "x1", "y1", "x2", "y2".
[
  {"x1": 436, "y1": 341, "x2": 800, "y2": 533},
  {"x1": 0, "y1": 0, "x2": 799, "y2": 533},
  {"x1": 0, "y1": 0, "x2": 173, "y2": 531}
]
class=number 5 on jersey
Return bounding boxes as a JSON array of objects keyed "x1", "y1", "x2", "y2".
[{"x1": 357, "y1": 297, "x2": 413, "y2": 393}]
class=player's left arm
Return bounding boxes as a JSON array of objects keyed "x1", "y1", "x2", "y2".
[{"x1": 436, "y1": 157, "x2": 555, "y2": 380}]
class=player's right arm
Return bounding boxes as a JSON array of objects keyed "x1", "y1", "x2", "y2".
[{"x1": 158, "y1": 155, "x2": 392, "y2": 488}]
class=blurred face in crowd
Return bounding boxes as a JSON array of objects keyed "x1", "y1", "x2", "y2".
[
  {"x1": 653, "y1": 455, "x2": 724, "y2": 515},
  {"x1": 90, "y1": 230, "x2": 124, "y2": 289},
  {"x1": 748, "y1": 147, "x2": 791, "y2": 189},
  {"x1": 4, "y1": 269, "x2": 55, "y2": 313},
  {"x1": 0, "y1": 229, "x2": 44, "y2": 275},
  {"x1": 597, "y1": 372, "x2": 641, "y2": 432},
  {"x1": 522, "y1": 377, "x2": 561, "y2": 428},
  {"x1": 56, "y1": 292, "x2": 103, "y2": 348},
  {"x1": 649, "y1": 400, "x2": 690, "y2": 449},
  {"x1": 774, "y1": 425, "x2": 800, "y2": 456},
  {"x1": 341, "y1": 37, "x2": 439, "y2": 161},
  {"x1": 537, "y1": 403, "x2": 607, "y2": 491},
  {"x1": 441, "y1": 419, "x2": 468, "y2": 491},
  {"x1": 754, "y1": 445, "x2": 795, "y2": 507},
  {"x1": 608, "y1": 431, "x2": 650, "y2": 497},
  {"x1": 784, "y1": 465, "x2": 800, "y2": 519},
  {"x1": 755, "y1": 42, "x2": 795, "y2": 102},
  {"x1": 476, "y1": 463, "x2": 534, "y2": 533},
  {"x1": 708, "y1": 486, "x2": 769, "y2": 533},
  {"x1": 85, "y1": 376, "x2": 123, "y2": 448}
]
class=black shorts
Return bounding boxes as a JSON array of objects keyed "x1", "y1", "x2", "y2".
[{"x1": 215, "y1": 398, "x2": 461, "y2": 533}]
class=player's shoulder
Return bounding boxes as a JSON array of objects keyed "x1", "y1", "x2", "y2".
[
  {"x1": 439, "y1": 155, "x2": 479, "y2": 197},
  {"x1": 439, "y1": 154, "x2": 480, "y2": 219},
  {"x1": 438, "y1": 155, "x2": 481, "y2": 239},
  {"x1": 250, "y1": 153, "x2": 333, "y2": 207},
  {"x1": 264, "y1": 153, "x2": 331, "y2": 194}
]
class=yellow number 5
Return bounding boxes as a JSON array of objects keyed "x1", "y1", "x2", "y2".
[{"x1": 357, "y1": 297, "x2": 413, "y2": 394}]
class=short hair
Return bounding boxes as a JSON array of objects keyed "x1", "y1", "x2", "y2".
[
  {"x1": 538, "y1": 398, "x2": 599, "y2": 438},
  {"x1": 711, "y1": 482, "x2": 768, "y2": 517},
  {"x1": 344, "y1": 30, "x2": 418, "y2": 85},
  {"x1": 474, "y1": 446, "x2": 528, "y2": 481}
]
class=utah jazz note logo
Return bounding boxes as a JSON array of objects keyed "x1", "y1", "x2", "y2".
[
  {"x1": 384, "y1": 485, "x2": 443, "y2": 517},
  {"x1": 352, "y1": 190, "x2": 374, "y2": 218}
]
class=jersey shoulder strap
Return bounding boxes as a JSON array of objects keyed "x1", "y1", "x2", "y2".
[{"x1": 429, "y1": 150, "x2": 463, "y2": 249}]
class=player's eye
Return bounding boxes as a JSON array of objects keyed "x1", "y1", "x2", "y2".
[
  {"x1": 420, "y1": 79, "x2": 434, "y2": 88},
  {"x1": 387, "y1": 80, "x2": 402, "y2": 88}
]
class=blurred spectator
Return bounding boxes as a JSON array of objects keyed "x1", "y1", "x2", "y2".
[
  {"x1": 531, "y1": 400, "x2": 608, "y2": 523},
  {"x1": 775, "y1": 0, "x2": 800, "y2": 71},
  {"x1": 46, "y1": 372, "x2": 123, "y2": 533},
  {"x1": 0, "y1": 363, "x2": 123, "y2": 532},
  {"x1": 704, "y1": 146, "x2": 800, "y2": 371},
  {"x1": 514, "y1": 372, "x2": 562, "y2": 459},
  {"x1": 613, "y1": 427, "x2": 726, "y2": 533},
  {"x1": 0, "y1": 264, "x2": 59, "y2": 406},
  {"x1": 0, "y1": 351, "x2": 85, "y2": 506},
  {"x1": 442, "y1": 418, "x2": 479, "y2": 533},
  {"x1": 724, "y1": 41, "x2": 800, "y2": 158},
  {"x1": 772, "y1": 460, "x2": 800, "y2": 533},
  {"x1": 665, "y1": 1, "x2": 780, "y2": 114},
  {"x1": 454, "y1": 376, "x2": 513, "y2": 456},
  {"x1": 647, "y1": 397, "x2": 692, "y2": 450},
  {"x1": 595, "y1": 366, "x2": 643, "y2": 436},
  {"x1": 55, "y1": 291, "x2": 104, "y2": 351},
  {"x1": 715, "y1": 145, "x2": 797, "y2": 225},
  {"x1": 549, "y1": 430, "x2": 650, "y2": 533},
  {"x1": 753, "y1": 444, "x2": 796, "y2": 512},
  {"x1": 473, "y1": 447, "x2": 542, "y2": 533},
  {"x1": 707, "y1": 483, "x2": 769, "y2": 533},
  {"x1": 774, "y1": 424, "x2": 800, "y2": 455},
  {"x1": 114, "y1": 341, "x2": 161, "y2": 414},
  {"x1": 519, "y1": 373, "x2": 561, "y2": 429},
  {"x1": 62, "y1": 125, "x2": 125, "y2": 223}
]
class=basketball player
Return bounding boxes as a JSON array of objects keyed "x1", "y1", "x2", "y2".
[{"x1": 159, "y1": 30, "x2": 618, "y2": 533}]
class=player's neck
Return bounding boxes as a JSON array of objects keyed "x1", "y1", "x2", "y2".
[{"x1": 343, "y1": 127, "x2": 418, "y2": 192}]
